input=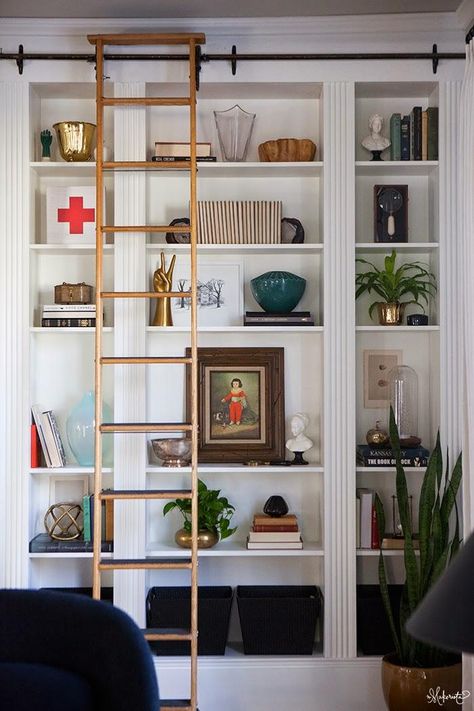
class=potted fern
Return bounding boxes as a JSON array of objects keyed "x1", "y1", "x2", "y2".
[
  {"x1": 356, "y1": 250, "x2": 437, "y2": 325},
  {"x1": 375, "y1": 409, "x2": 462, "y2": 710}
]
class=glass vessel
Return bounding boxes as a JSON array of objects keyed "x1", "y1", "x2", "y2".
[
  {"x1": 214, "y1": 105, "x2": 256, "y2": 161},
  {"x1": 388, "y1": 365, "x2": 419, "y2": 446},
  {"x1": 66, "y1": 391, "x2": 113, "y2": 466}
]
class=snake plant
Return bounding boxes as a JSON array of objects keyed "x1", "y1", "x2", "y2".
[
  {"x1": 374, "y1": 408, "x2": 462, "y2": 667},
  {"x1": 356, "y1": 250, "x2": 437, "y2": 320}
]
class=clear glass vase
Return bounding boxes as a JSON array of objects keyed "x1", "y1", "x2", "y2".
[
  {"x1": 214, "y1": 105, "x2": 256, "y2": 162},
  {"x1": 388, "y1": 365, "x2": 419, "y2": 446},
  {"x1": 66, "y1": 391, "x2": 113, "y2": 466}
]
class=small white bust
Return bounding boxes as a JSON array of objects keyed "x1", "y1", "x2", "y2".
[
  {"x1": 286, "y1": 413, "x2": 313, "y2": 454},
  {"x1": 361, "y1": 113, "x2": 391, "y2": 153}
]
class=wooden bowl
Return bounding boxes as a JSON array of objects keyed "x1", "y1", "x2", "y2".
[{"x1": 258, "y1": 138, "x2": 316, "y2": 162}]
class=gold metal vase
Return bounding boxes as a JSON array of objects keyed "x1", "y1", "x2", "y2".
[
  {"x1": 382, "y1": 654, "x2": 462, "y2": 711},
  {"x1": 377, "y1": 302, "x2": 405, "y2": 326},
  {"x1": 53, "y1": 121, "x2": 96, "y2": 162},
  {"x1": 175, "y1": 527, "x2": 219, "y2": 549}
]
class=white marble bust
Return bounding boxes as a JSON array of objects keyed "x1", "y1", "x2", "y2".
[
  {"x1": 286, "y1": 413, "x2": 313, "y2": 454},
  {"x1": 361, "y1": 113, "x2": 391, "y2": 154}
]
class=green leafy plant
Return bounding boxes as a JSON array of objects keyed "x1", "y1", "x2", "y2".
[
  {"x1": 356, "y1": 250, "x2": 437, "y2": 320},
  {"x1": 163, "y1": 479, "x2": 237, "y2": 540},
  {"x1": 374, "y1": 408, "x2": 462, "y2": 668}
]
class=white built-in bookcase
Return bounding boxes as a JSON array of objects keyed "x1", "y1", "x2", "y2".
[{"x1": 0, "y1": 22, "x2": 465, "y2": 709}]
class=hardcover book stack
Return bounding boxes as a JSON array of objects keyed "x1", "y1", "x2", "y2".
[
  {"x1": 244, "y1": 311, "x2": 314, "y2": 327},
  {"x1": 389, "y1": 107, "x2": 438, "y2": 161},
  {"x1": 42, "y1": 304, "x2": 97, "y2": 328},
  {"x1": 83, "y1": 492, "x2": 114, "y2": 544},
  {"x1": 356, "y1": 488, "x2": 380, "y2": 550},
  {"x1": 356, "y1": 444, "x2": 429, "y2": 467},
  {"x1": 152, "y1": 141, "x2": 216, "y2": 163},
  {"x1": 247, "y1": 513, "x2": 303, "y2": 550},
  {"x1": 31, "y1": 404, "x2": 66, "y2": 468}
]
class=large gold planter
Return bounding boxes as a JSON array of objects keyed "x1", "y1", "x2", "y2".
[
  {"x1": 377, "y1": 302, "x2": 406, "y2": 326},
  {"x1": 382, "y1": 653, "x2": 462, "y2": 711},
  {"x1": 175, "y1": 527, "x2": 219, "y2": 549},
  {"x1": 53, "y1": 121, "x2": 96, "y2": 162}
]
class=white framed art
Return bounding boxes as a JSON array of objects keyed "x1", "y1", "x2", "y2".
[
  {"x1": 170, "y1": 262, "x2": 243, "y2": 327},
  {"x1": 49, "y1": 475, "x2": 89, "y2": 506}
]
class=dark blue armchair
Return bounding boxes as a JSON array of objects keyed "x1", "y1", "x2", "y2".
[{"x1": 0, "y1": 589, "x2": 160, "y2": 711}]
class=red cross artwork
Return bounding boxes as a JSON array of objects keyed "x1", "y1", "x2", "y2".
[{"x1": 57, "y1": 196, "x2": 95, "y2": 234}]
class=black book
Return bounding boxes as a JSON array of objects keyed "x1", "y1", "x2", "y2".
[
  {"x1": 42, "y1": 318, "x2": 96, "y2": 327},
  {"x1": 151, "y1": 155, "x2": 217, "y2": 162},
  {"x1": 400, "y1": 115, "x2": 410, "y2": 161},
  {"x1": 410, "y1": 106, "x2": 422, "y2": 161},
  {"x1": 29, "y1": 533, "x2": 113, "y2": 553},
  {"x1": 245, "y1": 311, "x2": 311, "y2": 318}
]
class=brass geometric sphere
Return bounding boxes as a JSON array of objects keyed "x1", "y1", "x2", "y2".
[{"x1": 44, "y1": 502, "x2": 83, "y2": 541}]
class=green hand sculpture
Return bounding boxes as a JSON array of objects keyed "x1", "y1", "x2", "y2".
[{"x1": 40, "y1": 129, "x2": 53, "y2": 160}]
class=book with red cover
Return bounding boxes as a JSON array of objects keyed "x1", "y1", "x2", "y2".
[
  {"x1": 30, "y1": 423, "x2": 41, "y2": 468},
  {"x1": 371, "y1": 505, "x2": 380, "y2": 549},
  {"x1": 253, "y1": 524, "x2": 299, "y2": 532}
]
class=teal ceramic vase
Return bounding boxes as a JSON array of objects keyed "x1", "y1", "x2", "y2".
[
  {"x1": 250, "y1": 271, "x2": 306, "y2": 313},
  {"x1": 66, "y1": 391, "x2": 113, "y2": 466}
]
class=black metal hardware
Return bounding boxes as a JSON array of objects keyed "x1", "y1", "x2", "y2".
[
  {"x1": 432, "y1": 44, "x2": 439, "y2": 74},
  {"x1": 195, "y1": 44, "x2": 202, "y2": 91},
  {"x1": 467, "y1": 23, "x2": 474, "y2": 44},
  {"x1": 16, "y1": 44, "x2": 24, "y2": 75},
  {"x1": 231, "y1": 45, "x2": 237, "y2": 76}
]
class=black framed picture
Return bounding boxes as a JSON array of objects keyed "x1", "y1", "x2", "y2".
[{"x1": 374, "y1": 185, "x2": 408, "y2": 243}]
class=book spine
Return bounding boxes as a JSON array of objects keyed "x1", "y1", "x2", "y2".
[
  {"x1": 105, "y1": 499, "x2": 114, "y2": 542},
  {"x1": 47, "y1": 411, "x2": 66, "y2": 466},
  {"x1": 358, "y1": 447, "x2": 429, "y2": 457},
  {"x1": 371, "y1": 505, "x2": 380, "y2": 549},
  {"x1": 42, "y1": 318, "x2": 96, "y2": 327},
  {"x1": 43, "y1": 311, "x2": 97, "y2": 319},
  {"x1": 389, "y1": 113, "x2": 401, "y2": 161},
  {"x1": 30, "y1": 424, "x2": 40, "y2": 468},
  {"x1": 252, "y1": 524, "x2": 299, "y2": 532},
  {"x1": 83, "y1": 495, "x2": 91, "y2": 542},
  {"x1": 31, "y1": 405, "x2": 52, "y2": 467},
  {"x1": 29, "y1": 539, "x2": 113, "y2": 553},
  {"x1": 42, "y1": 304, "x2": 96, "y2": 312},
  {"x1": 362, "y1": 457, "x2": 428, "y2": 467},
  {"x1": 427, "y1": 107, "x2": 439, "y2": 160},
  {"x1": 412, "y1": 107, "x2": 422, "y2": 160},
  {"x1": 422, "y1": 110, "x2": 428, "y2": 161},
  {"x1": 151, "y1": 155, "x2": 216, "y2": 162},
  {"x1": 400, "y1": 116, "x2": 410, "y2": 160},
  {"x1": 40, "y1": 411, "x2": 62, "y2": 467}
]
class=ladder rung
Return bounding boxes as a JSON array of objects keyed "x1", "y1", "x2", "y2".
[
  {"x1": 101, "y1": 97, "x2": 191, "y2": 106},
  {"x1": 161, "y1": 702, "x2": 194, "y2": 711},
  {"x1": 102, "y1": 161, "x2": 191, "y2": 170},
  {"x1": 101, "y1": 357, "x2": 192, "y2": 364},
  {"x1": 88, "y1": 33, "x2": 206, "y2": 46},
  {"x1": 99, "y1": 558, "x2": 192, "y2": 570},
  {"x1": 101, "y1": 291, "x2": 191, "y2": 299},
  {"x1": 99, "y1": 489, "x2": 192, "y2": 500},
  {"x1": 100, "y1": 422, "x2": 192, "y2": 433},
  {"x1": 101, "y1": 225, "x2": 191, "y2": 233},
  {"x1": 142, "y1": 628, "x2": 192, "y2": 641}
]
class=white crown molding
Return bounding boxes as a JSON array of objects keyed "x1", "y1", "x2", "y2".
[
  {"x1": 0, "y1": 12, "x2": 465, "y2": 38},
  {"x1": 457, "y1": 0, "x2": 474, "y2": 32}
]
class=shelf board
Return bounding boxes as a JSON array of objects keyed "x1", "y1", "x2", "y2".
[
  {"x1": 146, "y1": 542, "x2": 324, "y2": 557},
  {"x1": 29, "y1": 552, "x2": 113, "y2": 559},
  {"x1": 30, "y1": 161, "x2": 97, "y2": 177},
  {"x1": 155, "y1": 641, "x2": 324, "y2": 664},
  {"x1": 30, "y1": 244, "x2": 113, "y2": 255},
  {"x1": 147, "y1": 326, "x2": 323, "y2": 333},
  {"x1": 196, "y1": 161, "x2": 323, "y2": 178},
  {"x1": 30, "y1": 466, "x2": 113, "y2": 474},
  {"x1": 355, "y1": 160, "x2": 438, "y2": 176},
  {"x1": 356, "y1": 242, "x2": 438, "y2": 252},
  {"x1": 357, "y1": 549, "x2": 419, "y2": 557},
  {"x1": 146, "y1": 243, "x2": 323, "y2": 254},
  {"x1": 147, "y1": 464, "x2": 324, "y2": 474},
  {"x1": 356, "y1": 325, "x2": 439, "y2": 332},
  {"x1": 30, "y1": 327, "x2": 113, "y2": 333}
]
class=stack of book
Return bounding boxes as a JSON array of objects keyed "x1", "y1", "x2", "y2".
[
  {"x1": 42, "y1": 304, "x2": 96, "y2": 328},
  {"x1": 29, "y1": 533, "x2": 113, "y2": 553},
  {"x1": 356, "y1": 444, "x2": 429, "y2": 467},
  {"x1": 244, "y1": 311, "x2": 314, "y2": 327},
  {"x1": 247, "y1": 513, "x2": 303, "y2": 550},
  {"x1": 389, "y1": 107, "x2": 438, "y2": 161},
  {"x1": 152, "y1": 141, "x2": 216, "y2": 163},
  {"x1": 31, "y1": 404, "x2": 66, "y2": 468},
  {"x1": 83, "y1": 493, "x2": 114, "y2": 544},
  {"x1": 356, "y1": 488, "x2": 379, "y2": 549}
]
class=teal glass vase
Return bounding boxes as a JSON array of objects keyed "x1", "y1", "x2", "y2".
[
  {"x1": 66, "y1": 391, "x2": 113, "y2": 466},
  {"x1": 250, "y1": 270, "x2": 306, "y2": 313}
]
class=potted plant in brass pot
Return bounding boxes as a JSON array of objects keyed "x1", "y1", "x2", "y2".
[
  {"x1": 374, "y1": 409, "x2": 462, "y2": 711},
  {"x1": 163, "y1": 479, "x2": 237, "y2": 549},
  {"x1": 356, "y1": 250, "x2": 437, "y2": 325}
]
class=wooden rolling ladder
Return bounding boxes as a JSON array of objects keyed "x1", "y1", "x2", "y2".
[{"x1": 87, "y1": 33, "x2": 205, "y2": 711}]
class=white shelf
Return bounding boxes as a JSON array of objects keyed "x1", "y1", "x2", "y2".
[
  {"x1": 30, "y1": 327, "x2": 113, "y2": 333},
  {"x1": 30, "y1": 244, "x2": 113, "y2": 255},
  {"x1": 29, "y1": 552, "x2": 113, "y2": 559},
  {"x1": 155, "y1": 642, "x2": 324, "y2": 665},
  {"x1": 146, "y1": 243, "x2": 323, "y2": 254},
  {"x1": 146, "y1": 541, "x2": 324, "y2": 557},
  {"x1": 356, "y1": 325, "x2": 439, "y2": 332},
  {"x1": 147, "y1": 326, "x2": 323, "y2": 333},
  {"x1": 197, "y1": 161, "x2": 323, "y2": 178},
  {"x1": 30, "y1": 161, "x2": 97, "y2": 177},
  {"x1": 356, "y1": 242, "x2": 438, "y2": 252},
  {"x1": 357, "y1": 549, "x2": 419, "y2": 557},
  {"x1": 355, "y1": 161, "x2": 438, "y2": 176},
  {"x1": 147, "y1": 464, "x2": 324, "y2": 474},
  {"x1": 30, "y1": 466, "x2": 113, "y2": 475}
]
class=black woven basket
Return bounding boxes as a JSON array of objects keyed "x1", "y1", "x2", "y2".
[
  {"x1": 236, "y1": 585, "x2": 321, "y2": 655},
  {"x1": 357, "y1": 584, "x2": 403, "y2": 656},
  {"x1": 146, "y1": 586, "x2": 233, "y2": 655}
]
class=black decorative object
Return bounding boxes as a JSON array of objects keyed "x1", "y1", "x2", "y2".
[
  {"x1": 165, "y1": 217, "x2": 191, "y2": 244},
  {"x1": 263, "y1": 495, "x2": 289, "y2": 517},
  {"x1": 374, "y1": 185, "x2": 408, "y2": 243},
  {"x1": 281, "y1": 217, "x2": 305, "y2": 244},
  {"x1": 407, "y1": 313, "x2": 429, "y2": 326},
  {"x1": 370, "y1": 150, "x2": 383, "y2": 162},
  {"x1": 237, "y1": 585, "x2": 322, "y2": 655},
  {"x1": 291, "y1": 451, "x2": 309, "y2": 466}
]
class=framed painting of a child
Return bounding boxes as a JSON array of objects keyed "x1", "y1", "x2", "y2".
[{"x1": 186, "y1": 347, "x2": 285, "y2": 463}]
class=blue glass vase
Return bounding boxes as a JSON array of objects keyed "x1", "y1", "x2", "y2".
[
  {"x1": 250, "y1": 271, "x2": 306, "y2": 313},
  {"x1": 66, "y1": 391, "x2": 113, "y2": 466}
]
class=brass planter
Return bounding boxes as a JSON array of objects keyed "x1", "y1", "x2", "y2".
[
  {"x1": 175, "y1": 527, "x2": 219, "y2": 549},
  {"x1": 382, "y1": 653, "x2": 462, "y2": 711},
  {"x1": 53, "y1": 121, "x2": 96, "y2": 162},
  {"x1": 377, "y1": 302, "x2": 406, "y2": 326}
]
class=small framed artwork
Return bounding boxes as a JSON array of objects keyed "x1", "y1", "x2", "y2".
[
  {"x1": 171, "y1": 262, "x2": 243, "y2": 327},
  {"x1": 49, "y1": 475, "x2": 89, "y2": 505},
  {"x1": 374, "y1": 185, "x2": 408, "y2": 243},
  {"x1": 186, "y1": 347, "x2": 285, "y2": 462},
  {"x1": 363, "y1": 349, "x2": 402, "y2": 408}
]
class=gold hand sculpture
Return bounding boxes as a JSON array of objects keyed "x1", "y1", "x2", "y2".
[{"x1": 152, "y1": 252, "x2": 176, "y2": 327}]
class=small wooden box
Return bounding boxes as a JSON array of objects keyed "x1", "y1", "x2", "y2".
[{"x1": 54, "y1": 282, "x2": 93, "y2": 304}]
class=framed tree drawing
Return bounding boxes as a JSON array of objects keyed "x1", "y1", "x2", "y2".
[{"x1": 186, "y1": 347, "x2": 285, "y2": 463}]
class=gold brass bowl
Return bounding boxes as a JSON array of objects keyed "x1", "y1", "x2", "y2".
[{"x1": 53, "y1": 121, "x2": 96, "y2": 162}]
